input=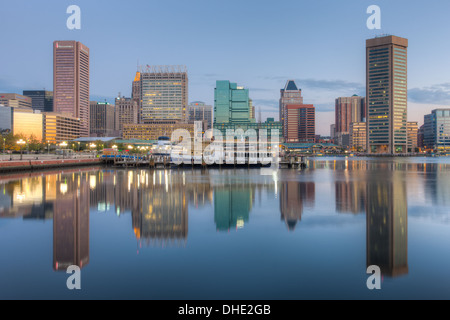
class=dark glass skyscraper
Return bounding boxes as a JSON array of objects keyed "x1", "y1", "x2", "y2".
[
  {"x1": 366, "y1": 35, "x2": 408, "y2": 154},
  {"x1": 22, "y1": 90, "x2": 53, "y2": 112}
]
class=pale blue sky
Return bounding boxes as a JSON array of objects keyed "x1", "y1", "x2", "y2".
[{"x1": 1, "y1": 0, "x2": 450, "y2": 134}]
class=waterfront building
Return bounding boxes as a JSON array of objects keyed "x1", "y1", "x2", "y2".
[
  {"x1": 407, "y1": 121, "x2": 418, "y2": 152},
  {"x1": 279, "y1": 80, "x2": 303, "y2": 133},
  {"x1": 423, "y1": 109, "x2": 450, "y2": 151},
  {"x1": 335, "y1": 96, "x2": 366, "y2": 133},
  {"x1": 12, "y1": 108, "x2": 44, "y2": 140},
  {"x1": 366, "y1": 35, "x2": 408, "y2": 154},
  {"x1": 350, "y1": 122, "x2": 367, "y2": 151},
  {"x1": 214, "y1": 80, "x2": 250, "y2": 126},
  {"x1": 115, "y1": 96, "x2": 139, "y2": 136},
  {"x1": 335, "y1": 95, "x2": 365, "y2": 148},
  {"x1": 187, "y1": 101, "x2": 213, "y2": 130},
  {"x1": 89, "y1": 101, "x2": 116, "y2": 137},
  {"x1": 213, "y1": 118, "x2": 283, "y2": 141},
  {"x1": 43, "y1": 112, "x2": 81, "y2": 144},
  {"x1": 132, "y1": 72, "x2": 142, "y2": 121},
  {"x1": 417, "y1": 125, "x2": 425, "y2": 149},
  {"x1": 284, "y1": 104, "x2": 315, "y2": 143},
  {"x1": 330, "y1": 124, "x2": 336, "y2": 140},
  {"x1": 0, "y1": 93, "x2": 32, "y2": 109},
  {"x1": 53, "y1": 41, "x2": 90, "y2": 136},
  {"x1": 122, "y1": 121, "x2": 194, "y2": 141},
  {"x1": 137, "y1": 65, "x2": 188, "y2": 123},
  {"x1": 22, "y1": 90, "x2": 53, "y2": 112}
]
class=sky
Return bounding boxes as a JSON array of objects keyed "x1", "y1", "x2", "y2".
[{"x1": 1, "y1": 0, "x2": 450, "y2": 135}]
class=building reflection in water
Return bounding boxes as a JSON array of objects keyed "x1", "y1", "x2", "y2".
[
  {"x1": 279, "y1": 181, "x2": 315, "y2": 231},
  {"x1": 214, "y1": 185, "x2": 253, "y2": 232},
  {"x1": 366, "y1": 171, "x2": 408, "y2": 277},
  {"x1": 130, "y1": 170, "x2": 188, "y2": 247},
  {"x1": 53, "y1": 172, "x2": 90, "y2": 271}
]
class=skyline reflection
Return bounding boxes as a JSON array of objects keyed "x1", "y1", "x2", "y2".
[{"x1": 0, "y1": 160, "x2": 448, "y2": 277}]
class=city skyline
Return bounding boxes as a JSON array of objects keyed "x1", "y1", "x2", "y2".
[{"x1": 2, "y1": 1, "x2": 450, "y2": 135}]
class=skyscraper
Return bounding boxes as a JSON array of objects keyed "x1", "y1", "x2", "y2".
[
  {"x1": 137, "y1": 65, "x2": 188, "y2": 123},
  {"x1": 132, "y1": 72, "x2": 141, "y2": 121},
  {"x1": 284, "y1": 104, "x2": 315, "y2": 143},
  {"x1": 407, "y1": 121, "x2": 418, "y2": 152},
  {"x1": 366, "y1": 35, "x2": 408, "y2": 154},
  {"x1": 280, "y1": 80, "x2": 303, "y2": 133},
  {"x1": 214, "y1": 80, "x2": 250, "y2": 125},
  {"x1": 424, "y1": 109, "x2": 450, "y2": 151},
  {"x1": 187, "y1": 101, "x2": 213, "y2": 130},
  {"x1": 23, "y1": 90, "x2": 54, "y2": 112},
  {"x1": 115, "y1": 96, "x2": 139, "y2": 136},
  {"x1": 53, "y1": 41, "x2": 90, "y2": 136},
  {"x1": 335, "y1": 96, "x2": 365, "y2": 134},
  {"x1": 89, "y1": 101, "x2": 116, "y2": 137}
]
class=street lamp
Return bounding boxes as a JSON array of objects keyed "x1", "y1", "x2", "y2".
[
  {"x1": 47, "y1": 140, "x2": 50, "y2": 155},
  {"x1": 60, "y1": 141, "x2": 68, "y2": 159},
  {"x1": 17, "y1": 139, "x2": 26, "y2": 160}
]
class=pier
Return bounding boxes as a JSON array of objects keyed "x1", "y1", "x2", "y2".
[{"x1": 102, "y1": 154, "x2": 308, "y2": 170}]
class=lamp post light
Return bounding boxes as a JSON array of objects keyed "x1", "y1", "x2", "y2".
[
  {"x1": 47, "y1": 140, "x2": 50, "y2": 155},
  {"x1": 60, "y1": 141, "x2": 68, "y2": 159},
  {"x1": 17, "y1": 139, "x2": 26, "y2": 160}
]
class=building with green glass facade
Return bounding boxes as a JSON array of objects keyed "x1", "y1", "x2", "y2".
[
  {"x1": 214, "y1": 80, "x2": 250, "y2": 125},
  {"x1": 213, "y1": 118, "x2": 283, "y2": 140},
  {"x1": 366, "y1": 35, "x2": 408, "y2": 154}
]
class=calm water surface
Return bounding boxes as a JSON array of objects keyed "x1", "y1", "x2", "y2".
[{"x1": 1, "y1": 157, "x2": 450, "y2": 299}]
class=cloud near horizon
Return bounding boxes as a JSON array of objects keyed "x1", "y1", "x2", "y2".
[{"x1": 409, "y1": 83, "x2": 450, "y2": 105}]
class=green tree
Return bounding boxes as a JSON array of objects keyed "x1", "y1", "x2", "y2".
[{"x1": 28, "y1": 134, "x2": 44, "y2": 152}]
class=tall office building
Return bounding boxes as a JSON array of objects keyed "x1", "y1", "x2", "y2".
[
  {"x1": 132, "y1": 72, "x2": 142, "y2": 121},
  {"x1": 407, "y1": 121, "x2": 418, "y2": 152},
  {"x1": 284, "y1": 104, "x2": 315, "y2": 143},
  {"x1": 330, "y1": 124, "x2": 336, "y2": 140},
  {"x1": 335, "y1": 96, "x2": 365, "y2": 148},
  {"x1": 280, "y1": 80, "x2": 303, "y2": 133},
  {"x1": 89, "y1": 101, "x2": 116, "y2": 137},
  {"x1": 423, "y1": 109, "x2": 450, "y2": 151},
  {"x1": 137, "y1": 65, "x2": 188, "y2": 123},
  {"x1": 249, "y1": 98, "x2": 256, "y2": 122},
  {"x1": 350, "y1": 122, "x2": 367, "y2": 151},
  {"x1": 335, "y1": 96, "x2": 366, "y2": 133},
  {"x1": 115, "y1": 96, "x2": 139, "y2": 136},
  {"x1": 53, "y1": 41, "x2": 90, "y2": 137},
  {"x1": 214, "y1": 80, "x2": 250, "y2": 126},
  {"x1": 23, "y1": 90, "x2": 53, "y2": 112},
  {"x1": 366, "y1": 35, "x2": 408, "y2": 154},
  {"x1": 187, "y1": 101, "x2": 213, "y2": 130},
  {"x1": 417, "y1": 125, "x2": 425, "y2": 149}
]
